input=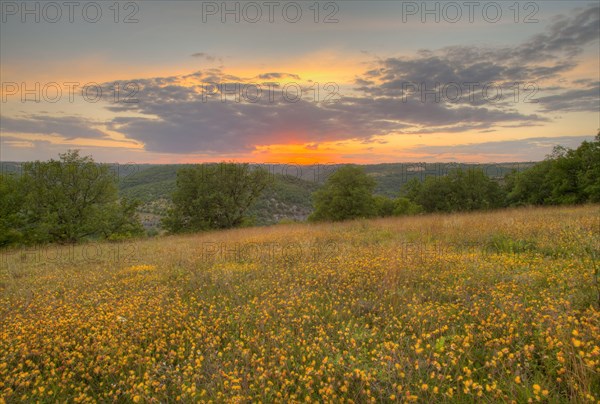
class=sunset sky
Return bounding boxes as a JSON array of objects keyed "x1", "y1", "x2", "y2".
[{"x1": 1, "y1": 1, "x2": 598, "y2": 164}]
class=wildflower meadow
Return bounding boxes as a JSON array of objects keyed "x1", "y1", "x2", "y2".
[{"x1": 1, "y1": 205, "x2": 599, "y2": 403}]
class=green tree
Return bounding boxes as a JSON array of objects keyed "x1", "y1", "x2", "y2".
[
  {"x1": 505, "y1": 132, "x2": 600, "y2": 205},
  {"x1": 0, "y1": 173, "x2": 26, "y2": 246},
  {"x1": 505, "y1": 160, "x2": 554, "y2": 205},
  {"x1": 546, "y1": 146, "x2": 584, "y2": 204},
  {"x1": 163, "y1": 163, "x2": 271, "y2": 233},
  {"x1": 575, "y1": 131, "x2": 600, "y2": 202},
  {"x1": 98, "y1": 198, "x2": 144, "y2": 241},
  {"x1": 309, "y1": 165, "x2": 377, "y2": 222},
  {"x1": 404, "y1": 168, "x2": 505, "y2": 213},
  {"x1": 401, "y1": 178, "x2": 423, "y2": 202},
  {"x1": 18, "y1": 150, "x2": 143, "y2": 244}
]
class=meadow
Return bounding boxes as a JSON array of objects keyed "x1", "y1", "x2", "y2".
[{"x1": 1, "y1": 205, "x2": 599, "y2": 403}]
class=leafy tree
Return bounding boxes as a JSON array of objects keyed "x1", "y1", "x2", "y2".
[
  {"x1": 309, "y1": 165, "x2": 377, "y2": 222},
  {"x1": 505, "y1": 160, "x2": 554, "y2": 205},
  {"x1": 575, "y1": 131, "x2": 600, "y2": 202},
  {"x1": 401, "y1": 178, "x2": 423, "y2": 202},
  {"x1": 546, "y1": 146, "x2": 584, "y2": 204},
  {"x1": 0, "y1": 174, "x2": 26, "y2": 246},
  {"x1": 506, "y1": 132, "x2": 600, "y2": 205},
  {"x1": 164, "y1": 163, "x2": 271, "y2": 233},
  {"x1": 11, "y1": 150, "x2": 143, "y2": 244},
  {"x1": 403, "y1": 168, "x2": 505, "y2": 213},
  {"x1": 98, "y1": 198, "x2": 144, "y2": 241}
]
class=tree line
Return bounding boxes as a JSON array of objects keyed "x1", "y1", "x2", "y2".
[
  {"x1": 1, "y1": 133, "x2": 597, "y2": 246},
  {"x1": 309, "y1": 132, "x2": 599, "y2": 221}
]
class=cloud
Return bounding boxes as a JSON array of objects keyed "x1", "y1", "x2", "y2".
[
  {"x1": 88, "y1": 4, "x2": 597, "y2": 155},
  {"x1": 100, "y1": 70, "x2": 545, "y2": 154},
  {"x1": 536, "y1": 82, "x2": 600, "y2": 113},
  {"x1": 1, "y1": 136, "x2": 35, "y2": 148},
  {"x1": 108, "y1": 98, "x2": 380, "y2": 154},
  {"x1": 0, "y1": 115, "x2": 110, "y2": 140},
  {"x1": 256, "y1": 72, "x2": 301, "y2": 80},
  {"x1": 357, "y1": 5, "x2": 599, "y2": 104},
  {"x1": 405, "y1": 135, "x2": 596, "y2": 161},
  {"x1": 514, "y1": 5, "x2": 600, "y2": 61},
  {"x1": 190, "y1": 52, "x2": 223, "y2": 64}
]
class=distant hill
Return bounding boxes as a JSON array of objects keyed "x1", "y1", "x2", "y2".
[{"x1": 118, "y1": 165, "x2": 181, "y2": 203}]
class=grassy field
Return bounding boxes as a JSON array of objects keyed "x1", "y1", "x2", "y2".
[{"x1": 1, "y1": 205, "x2": 599, "y2": 403}]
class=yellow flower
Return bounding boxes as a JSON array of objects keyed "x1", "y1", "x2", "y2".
[
  {"x1": 127, "y1": 264, "x2": 156, "y2": 273},
  {"x1": 514, "y1": 376, "x2": 521, "y2": 384}
]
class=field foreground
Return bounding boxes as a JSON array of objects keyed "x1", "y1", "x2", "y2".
[{"x1": 1, "y1": 206, "x2": 599, "y2": 403}]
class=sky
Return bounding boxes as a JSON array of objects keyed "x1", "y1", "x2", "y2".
[{"x1": 1, "y1": 0, "x2": 599, "y2": 164}]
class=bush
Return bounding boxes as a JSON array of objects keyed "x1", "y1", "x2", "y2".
[{"x1": 393, "y1": 197, "x2": 423, "y2": 216}]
